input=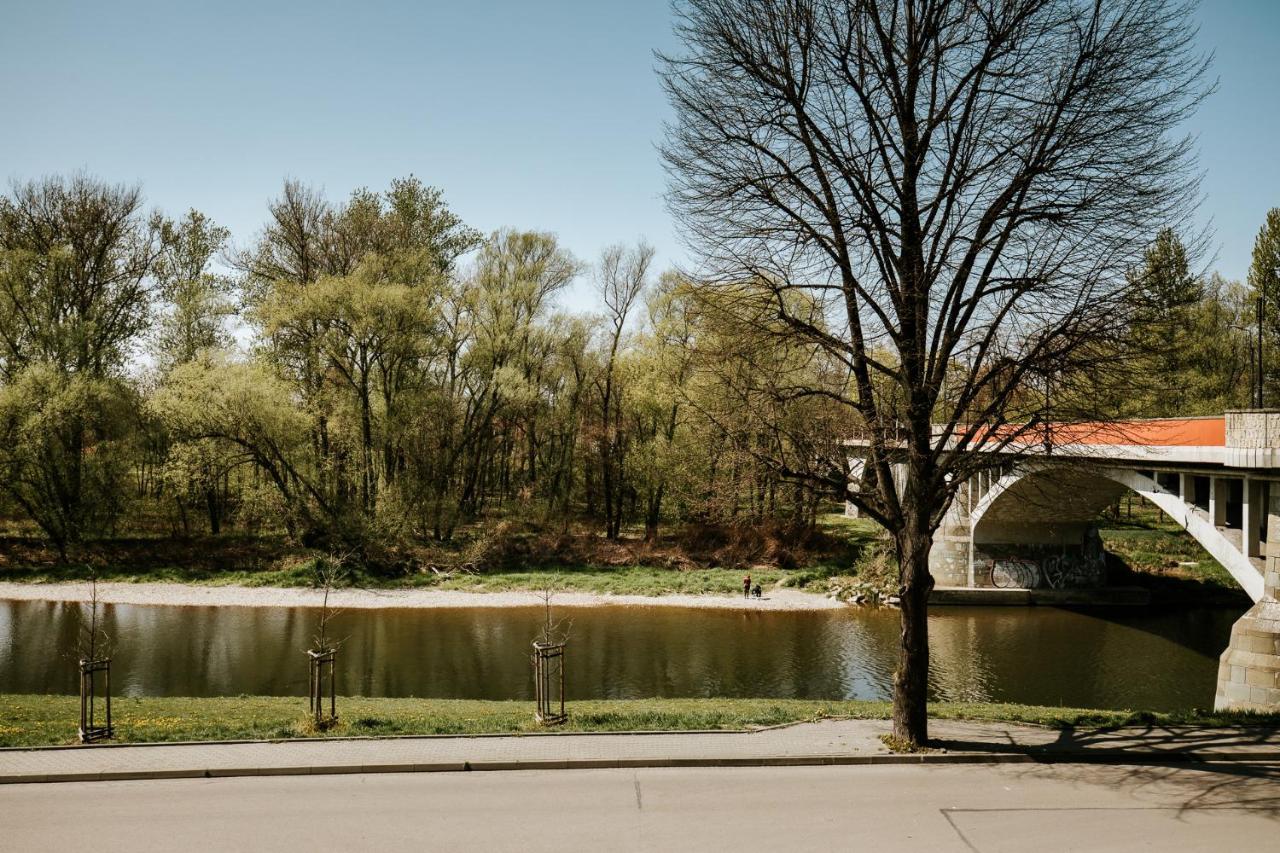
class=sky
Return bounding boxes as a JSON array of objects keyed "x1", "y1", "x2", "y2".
[{"x1": 1, "y1": 0, "x2": 1277, "y2": 309}]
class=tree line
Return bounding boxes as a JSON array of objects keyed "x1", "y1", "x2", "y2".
[
  {"x1": 1, "y1": 171, "x2": 1275, "y2": 564},
  {"x1": 0, "y1": 173, "x2": 842, "y2": 560}
]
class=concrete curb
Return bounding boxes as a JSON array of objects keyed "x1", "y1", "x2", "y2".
[{"x1": 3, "y1": 749, "x2": 1279, "y2": 785}]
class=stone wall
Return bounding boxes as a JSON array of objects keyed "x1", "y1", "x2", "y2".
[
  {"x1": 1225, "y1": 410, "x2": 1280, "y2": 448},
  {"x1": 1224, "y1": 410, "x2": 1280, "y2": 469},
  {"x1": 1215, "y1": 490, "x2": 1280, "y2": 711}
]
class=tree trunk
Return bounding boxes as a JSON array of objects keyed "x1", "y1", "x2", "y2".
[
  {"x1": 892, "y1": 520, "x2": 934, "y2": 747},
  {"x1": 644, "y1": 483, "x2": 665, "y2": 542},
  {"x1": 205, "y1": 485, "x2": 221, "y2": 536}
]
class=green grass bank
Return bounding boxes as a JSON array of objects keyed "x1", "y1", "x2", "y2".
[{"x1": 2, "y1": 694, "x2": 1277, "y2": 749}]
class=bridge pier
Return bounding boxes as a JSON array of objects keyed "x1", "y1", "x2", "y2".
[{"x1": 1214, "y1": 491, "x2": 1280, "y2": 711}]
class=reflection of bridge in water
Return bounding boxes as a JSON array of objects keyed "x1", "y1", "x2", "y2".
[{"x1": 848, "y1": 409, "x2": 1280, "y2": 712}]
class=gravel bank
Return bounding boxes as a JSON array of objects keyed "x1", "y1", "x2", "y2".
[{"x1": 0, "y1": 582, "x2": 844, "y2": 611}]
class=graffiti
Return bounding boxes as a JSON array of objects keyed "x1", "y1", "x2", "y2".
[
  {"x1": 1040, "y1": 553, "x2": 1105, "y2": 588},
  {"x1": 982, "y1": 533, "x2": 1107, "y2": 590},
  {"x1": 990, "y1": 560, "x2": 1041, "y2": 589}
]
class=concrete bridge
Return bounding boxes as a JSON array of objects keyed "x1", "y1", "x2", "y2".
[{"x1": 848, "y1": 409, "x2": 1280, "y2": 712}]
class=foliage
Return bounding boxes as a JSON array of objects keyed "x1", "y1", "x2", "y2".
[
  {"x1": 0, "y1": 175, "x2": 170, "y2": 553},
  {"x1": 1250, "y1": 208, "x2": 1280, "y2": 404},
  {"x1": 0, "y1": 365, "x2": 137, "y2": 552},
  {"x1": 1122, "y1": 234, "x2": 1253, "y2": 416}
]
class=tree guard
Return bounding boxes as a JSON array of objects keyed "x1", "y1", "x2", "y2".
[
  {"x1": 531, "y1": 640, "x2": 566, "y2": 725},
  {"x1": 307, "y1": 647, "x2": 337, "y2": 729},
  {"x1": 78, "y1": 658, "x2": 113, "y2": 743}
]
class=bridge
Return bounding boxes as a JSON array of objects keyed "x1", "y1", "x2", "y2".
[{"x1": 847, "y1": 409, "x2": 1280, "y2": 712}]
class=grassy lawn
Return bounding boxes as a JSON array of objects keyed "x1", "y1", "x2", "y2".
[
  {"x1": 1098, "y1": 500, "x2": 1244, "y2": 598},
  {"x1": 1102, "y1": 527, "x2": 1237, "y2": 587},
  {"x1": 2, "y1": 694, "x2": 1276, "y2": 748}
]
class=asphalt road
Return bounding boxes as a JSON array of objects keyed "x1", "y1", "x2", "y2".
[{"x1": 2, "y1": 762, "x2": 1278, "y2": 852}]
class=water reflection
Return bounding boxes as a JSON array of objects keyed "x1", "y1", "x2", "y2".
[{"x1": 0, "y1": 600, "x2": 1244, "y2": 711}]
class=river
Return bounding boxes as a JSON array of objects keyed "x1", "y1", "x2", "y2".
[{"x1": 0, "y1": 600, "x2": 1245, "y2": 711}]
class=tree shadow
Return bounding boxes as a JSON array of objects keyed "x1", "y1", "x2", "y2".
[{"x1": 932, "y1": 723, "x2": 1280, "y2": 818}]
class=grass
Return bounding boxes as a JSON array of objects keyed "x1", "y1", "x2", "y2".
[
  {"x1": 0, "y1": 514, "x2": 891, "y2": 599},
  {"x1": 429, "y1": 566, "x2": 793, "y2": 596},
  {"x1": 1101, "y1": 527, "x2": 1236, "y2": 586},
  {"x1": 1098, "y1": 501, "x2": 1247, "y2": 601},
  {"x1": 2, "y1": 694, "x2": 1277, "y2": 749}
]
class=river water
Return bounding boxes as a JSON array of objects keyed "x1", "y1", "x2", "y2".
[{"x1": 0, "y1": 600, "x2": 1244, "y2": 711}]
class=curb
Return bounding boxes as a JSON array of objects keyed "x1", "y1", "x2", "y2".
[{"x1": 3, "y1": 749, "x2": 1279, "y2": 785}]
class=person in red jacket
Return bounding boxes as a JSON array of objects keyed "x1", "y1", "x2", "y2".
[{"x1": 743, "y1": 574, "x2": 751, "y2": 598}]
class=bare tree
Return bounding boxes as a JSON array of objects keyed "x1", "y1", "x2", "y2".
[
  {"x1": 313, "y1": 553, "x2": 350, "y2": 654},
  {"x1": 660, "y1": 0, "x2": 1208, "y2": 745},
  {"x1": 534, "y1": 583, "x2": 573, "y2": 647},
  {"x1": 77, "y1": 566, "x2": 111, "y2": 664},
  {"x1": 307, "y1": 553, "x2": 349, "y2": 729}
]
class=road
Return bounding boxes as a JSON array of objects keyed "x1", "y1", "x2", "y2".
[{"x1": 2, "y1": 762, "x2": 1278, "y2": 852}]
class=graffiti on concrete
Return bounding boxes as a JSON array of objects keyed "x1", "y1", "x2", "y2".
[
  {"x1": 990, "y1": 559, "x2": 1041, "y2": 589},
  {"x1": 980, "y1": 530, "x2": 1107, "y2": 589},
  {"x1": 1040, "y1": 552, "x2": 1106, "y2": 588}
]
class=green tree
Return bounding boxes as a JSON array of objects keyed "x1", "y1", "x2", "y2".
[
  {"x1": 237, "y1": 177, "x2": 481, "y2": 546},
  {"x1": 153, "y1": 210, "x2": 234, "y2": 373},
  {"x1": 150, "y1": 357, "x2": 327, "y2": 542},
  {"x1": 407, "y1": 230, "x2": 578, "y2": 538},
  {"x1": 1127, "y1": 230, "x2": 1206, "y2": 415},
  {"x1": 0, "y1": 174, "x2": 168, "y2": 553},
  {"x1": 625, "y1": 272, "x2": 697, "y2": 540},
  {"x1": 1249, "y1": 208, "x2": 1280, "y2": 404},
  {"x1": 0, "y1": 367, "x2": 136, "y2": 554}
]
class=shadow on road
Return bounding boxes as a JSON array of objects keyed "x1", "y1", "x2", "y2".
[{"x1": 933, "y1": 723, "x2": 1280, "y2": 819}]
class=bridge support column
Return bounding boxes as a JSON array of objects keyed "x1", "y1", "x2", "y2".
[
  {"x1": 1215, "y1": 490, "x2": 1280, "y2": 711},
  {"x1": 1210, "y1": 477, "x2": 1227, "y2": 528}
]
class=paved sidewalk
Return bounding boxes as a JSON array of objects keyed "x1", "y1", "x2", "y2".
[{"x1": 2, "y1": 718, "x2": 1279, "y2": 784}]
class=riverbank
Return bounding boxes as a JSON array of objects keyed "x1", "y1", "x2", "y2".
[
  {"x1": 0, "y1": 581, "x2": 842, "y2": 611},
  {"x1": 4, "y1": 694, "x2": 1278, "y2": 748},
  {"x1": 0, "y1": 508, "x2": 1249, "y2": 607},
  {"x1": 0, "y1": 516, "x2": 894, "y2": 601}
]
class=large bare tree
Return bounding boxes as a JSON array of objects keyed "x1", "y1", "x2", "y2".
[{"x1": 660, "y1": 0, "x2": 1209, "y2": 744}]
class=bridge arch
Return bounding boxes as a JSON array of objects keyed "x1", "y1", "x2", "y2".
[{"x1": 967, "y1": 464, "x2": 1265, "y2": 601}]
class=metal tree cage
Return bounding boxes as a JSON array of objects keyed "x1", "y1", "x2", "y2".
[
  {"x1": 532, "y1": 640, "x2": 567, "y2": 725},
  {"x1": 78, "y1": 658, "x2": 113, "y2": 743},
  {"x1": 307, "y1": 647, "x2": 338, "y2": 729}
]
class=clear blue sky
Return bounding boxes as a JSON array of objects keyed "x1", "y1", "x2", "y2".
[{"x1": 1, "y1": 0, "x2": 1277, "y2": 308}]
